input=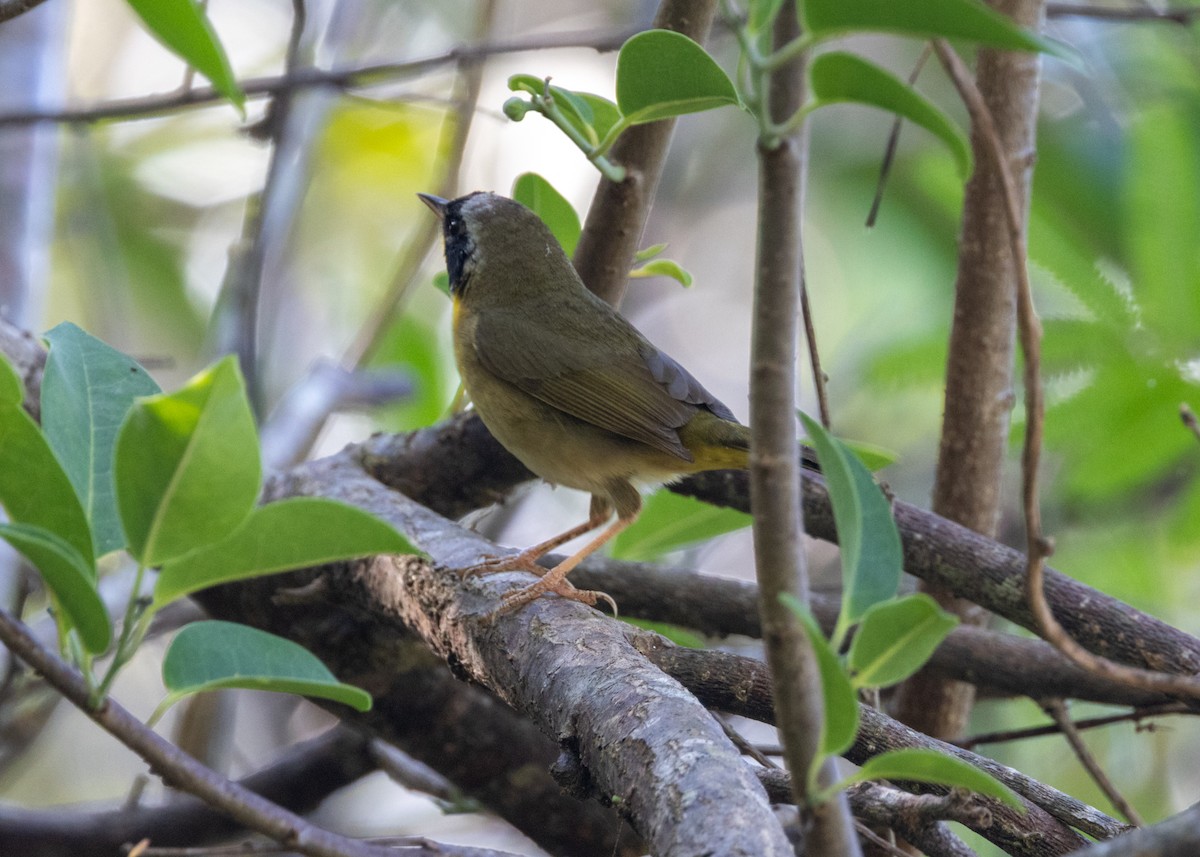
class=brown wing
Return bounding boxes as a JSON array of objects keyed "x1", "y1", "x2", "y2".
[{"x1": 471, "y1": 303, "x2": 736, "y2": 463}]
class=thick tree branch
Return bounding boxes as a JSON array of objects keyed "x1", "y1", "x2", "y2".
[
  {"x1": 896, "y1": 0, "x2": 1046, "y2": 741},
  {"x1": 258, "y1": 455, "x2": 794, "y2": 857},
  {"x1": 0, "y1": 30, "x2": 633, "y2": 128}
]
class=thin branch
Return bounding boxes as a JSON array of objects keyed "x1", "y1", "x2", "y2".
[
  {"x1": 0, "y1": 608, "x2": 427, "y2": 857},
  {"x1": 0, "y1": 30, "x2": 634, "y2": 128},
  {"x1": 1181, "y1": 403, "x2": 1200, "y2": 444},
  {"x1": 866, "y1": 43, "x2": 933, "y2": 228},
  {"x1": 0, "y1": 729, "x2": 379, "y2": 855},
  {"x1": 935, "y1": 38, "x2": 1200, "y2": 703},
  {"x1": 751, "y1": 9, "x2": 861, "y2": 852},
  {"x1": 800, "y1": 268, "x2": 832, "y2": 428},
  {"x1": 1042, "y1": 699, "x2": 1145, "y2": 826},
  {"x1": 128, "y1": 837, "x2": 520, "y2": 857},
  {"x1": 0, "y1": 0, "x2": 48, "y2": 25},
  {"x1": 959, "y1": 702, "x2": 1190, "y2": 749},
  {"x1": 1046, "y1": 3, "x2": 1200, "y2": 23}
]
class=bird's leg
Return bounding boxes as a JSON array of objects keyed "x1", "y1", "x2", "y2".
[
  {"x1": 496, "y1": 482, "x2": 640, "y2": 616},
  {"x1": 461, "y1": 495, "x2": 614, "y2": 579}
]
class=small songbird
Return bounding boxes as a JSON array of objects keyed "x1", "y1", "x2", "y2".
[{"x1": 421, "y1": 191, "x2": 754, "y2": 613}]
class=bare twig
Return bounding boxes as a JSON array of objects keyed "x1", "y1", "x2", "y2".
[
  {"x1": 800, "y1": 268, "x2": 832, "y2": 428},
  {"x1": 1042, "y1": 699, "x2": 1144, "y2": 826},
  {"x1": 0, "y1": 30, "x2": 634, "y2": 128},
  {"x1": 127, "y1": 837, "x2": 521, "y2": 857},
  {"x1": 1181, "y1": 403, "x2": 1200, "y2": 443},
  {"x1": 959, "y1": 702, "x2": 1189, "y2": 749},
  {"x1": 1046, "y1": 3, "x2": 1200, "y2": 24},
  {"x1": 0, "y1": 0, "x2": 48, "y2": 25},
  {"x1": 866, "y1": 43, "x2": 933, "y2": 229}
]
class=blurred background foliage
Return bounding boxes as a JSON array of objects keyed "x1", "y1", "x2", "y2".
[{"x1": 4, "y1": 0, "x2": 1200, "y2": 852}]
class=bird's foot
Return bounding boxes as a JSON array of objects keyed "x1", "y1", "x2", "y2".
[
  {"x1": 459, "y1": 549, "x2": 548, "y2": 579},
  {"x1": 493, "y1": 577, "x2": 618, "y2": 618}
]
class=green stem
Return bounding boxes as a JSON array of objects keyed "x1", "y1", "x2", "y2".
[
  {"x1": 539, "y1": 91, "x2": 627, "y2": 182},
  {"x1": 762, "y1": 33, "x2": 814, "y2": 71},
  {"x1": 92, "y1": 564, "x2": 155, "y2": 705}
]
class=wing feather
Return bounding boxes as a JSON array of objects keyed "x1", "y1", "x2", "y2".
[{"x1": 471, "y1": 303, "x2": 737, "y2": 463}]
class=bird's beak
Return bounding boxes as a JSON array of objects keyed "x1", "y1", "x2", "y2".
[{"x1": 417, "y1": 193, "x2": 448, "y2": 220}]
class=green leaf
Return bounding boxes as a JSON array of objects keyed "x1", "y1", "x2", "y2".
[
  {"x1": 124, "y1": 0, "x2": 245, "y2": 110},
  {"x1": 802, "y1": 0, "x2": 1063, "y2": 57},
  {"x1": 115, "y1": 356, "x2": 260, "y2": 566},
  {"x1": 847, "y1": 748, "x2": 1024, "y2": 810},
  {"x1": 848, "y1": 594, "x2": 958, "y2": 689},
  {"x1": 155, "y1": 498, "x2": 417, "y2": 604},
  {"x1": 0, "y1": 523, "x2": 109, "y2": 654},
  {"x1": 616, "y1": 30, "x2": 740, "y2": 124},
  {"x1": 629, "y1": 258, "x2": 694, "y2": 287},
  {"x1": 611, "y1": 489, "x2": 751, "y2": 562},
  {"x1": 577, "y1": 92, "x2": 622, "y2": 142},
  {"x1": 781, "y1": 594, "x2": 859, "y2": 764},
  {"x1": 820, "y1": 438, "x2": 899, "y2": 472},
  {"x1": 799, "y1": 413, "x2": 903, "y2": 646},
  {"x1": 809, "y1": 53, "x2": 971, "y2": 179},
  {"x1": 42, "y1": 323, "x2": 162, "y2": 557},
  {"x1": 0, "y1": 357, "x2": 95, "y2": 568},
  {"x1": 512, "y1": 173, "x2": 582, "y2": 257},
  {"x1": 162, "y1": 620, "x2": 371, "y2": 711},
  {"x1": 1125, "y1": 105, "x2": 1200, "y2": 351}
]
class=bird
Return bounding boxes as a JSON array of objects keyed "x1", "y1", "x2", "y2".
[{"x1": 421, "y1": 191, "x2": 756, "y2": 614}]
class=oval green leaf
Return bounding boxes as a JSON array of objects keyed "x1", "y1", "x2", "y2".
[
  {"x1": 577, "y1": 92, "x2": 622, "y2": 143},
  {"x1": 162, "y1": 620, "x2": 371, "y2": 712},
  {"x1": 616, "y1": 30, "x2": 740, "y2": 124},
  {"x1": 0, "y1": 523, "x2": 109, "y2": 654},
  {"x1": 780, "y1": 594, "x2": 859, "y2": 761},
  {"x1": 512, "y1": 173, "x2": 582, "y2": 257},
  {"x1": 0, "y1": 358, "x2": 95, "y2": 568},
  {"x1": 809, "y1": 53, "x2": 971, "y2": 179},
  {"x1": 611, "y1": 489, "x2": 750, "y2": 562},
  {"x1": 42, "y1": 323, "x2": 162, "y2": 557},
  {"x1": 802, "y1": 0, "x2": 1063, "y2": 57},
  {"x1": 849, "y1": 748, "x2": 1024, "y2": 810},
  {"x1": 155, "y1": 497, "x2": 418, "y2": 605},
  {"x1": 115, "y1": 356, "x2": 261, "y2": 566},
  {"x1": 848, "y1": 594, "x2": 958, "y2": 689},
  {"x1": 799, "y1": 413, "x2": 903, "y2": 645},
  {"x1": 125, "y1": 0, "x2": 245, "y2": 110}
]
